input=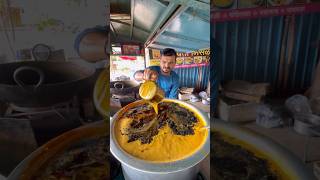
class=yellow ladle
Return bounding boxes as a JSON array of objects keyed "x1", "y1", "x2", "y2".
[{"x1": 139, "y1": 81, "x2": 164, "y2": 114}]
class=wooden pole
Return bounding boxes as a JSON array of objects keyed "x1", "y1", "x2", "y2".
[
  {"x1": 277, "y1": 16, "x2": 289, "y2": 94},
  {"x1": 283, "y1": 15, "x2": 296, "y2": 94}
]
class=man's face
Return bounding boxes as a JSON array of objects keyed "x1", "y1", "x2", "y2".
[{"x1": 160, "y1": 55, "x2": 176, "y2": 74}]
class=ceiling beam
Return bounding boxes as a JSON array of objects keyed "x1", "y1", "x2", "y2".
[
  {"x1": 110, "y1": 19, "x2": 150, "y2": 34},
  {"x1": 146, "y1": 0, "x2": 210, "y2": 49},
  {"x1": 144, "y1": 2, "x2": 180, "y2": 47},
  {"x1": 130, "y1": 0, "x2": 135, "y2": 40},
  {"x1": 110, "y1": 19, "x2": 131, "y2": 26},
  {"x1": 151, "y1": 0, "x2": 169, "y2": 6},
  {"x1": 149, "y1": 46, "x2": 189, "y2": 53},
  {"x1": 145, "y1": 3, "x2": 188, "y2": 48},
  {"x1": 164, "y1": 0, "x2": 209, "y2": 12},
  {"x1": 152, "y1": 0, "x2": 209, "y2": 23},
  {"x1": 152, "y1": 42, "x2": 197, "y2": 51},
  {"x1": 162, "y1": 31, "x2": 209, "y2": 45},
  {"x1": 110, "y1": 22, "x2": 118, "y2": 38},
  {"x1": 184, "y1": 8, "x2": 209, "y2": 23}
]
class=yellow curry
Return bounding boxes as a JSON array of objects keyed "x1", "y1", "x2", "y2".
[{"x1": 114, "y1": 102, "x2": 208, "y2": 162}]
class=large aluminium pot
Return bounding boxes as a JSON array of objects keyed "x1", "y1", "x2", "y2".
[
  {"x1": 7, "y1": 120, "x2": 108, "y2": 180},
  {"x1": 110, "y1": 80, "x2": 139, "y2": 96},
  {"x1": 212, "y1": 119, "x2": 317, "y2": 180},
  {"x1": 0, "y1": 61, "x2": 95, "y2": 107},
  {"x1": 110, "y1": 99, "x2": 210, "y2": 180}
]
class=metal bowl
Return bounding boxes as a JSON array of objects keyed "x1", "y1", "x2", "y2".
[{"x1": 110, "y1": 99, "x2": 210, "y2": 180}]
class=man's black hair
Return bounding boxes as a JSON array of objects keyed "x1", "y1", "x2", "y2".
[{"x1": 161, "y1": 48, "x2": 176, "y2": 57}]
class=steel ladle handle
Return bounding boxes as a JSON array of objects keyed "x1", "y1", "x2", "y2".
[{"x1": 13, "y1": 66, "x2": 45, "y2": 91}]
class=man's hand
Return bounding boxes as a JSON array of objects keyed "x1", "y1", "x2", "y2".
[
  {"x1": 133, "y1": 68, "x2": 158, "y2": 81},
  {"x1": 143, "y1": 69, "x2": 158, "y2": 81}
]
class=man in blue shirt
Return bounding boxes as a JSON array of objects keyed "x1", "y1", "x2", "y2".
[{"x1": 134, "y1": 48, "x2": 179, "y2": 99}]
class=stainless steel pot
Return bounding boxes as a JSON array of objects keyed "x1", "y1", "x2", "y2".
[
  {"x1": 0, "y1": 61, "x2": 95, "y2": 107},
  {"x1": 110, "y1": 80, "x2": 140, "y2": 96},
  {"x1": 110, "y1": 99, "x2": 210, "y2": 180},
  {"x1": 213, "y1": 119, "x2": 317, "y2": 180}
]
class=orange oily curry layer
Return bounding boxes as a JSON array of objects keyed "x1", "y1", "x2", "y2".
[{"x1": 115, "y1": 116, "x2": 208, "y2": 162}]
